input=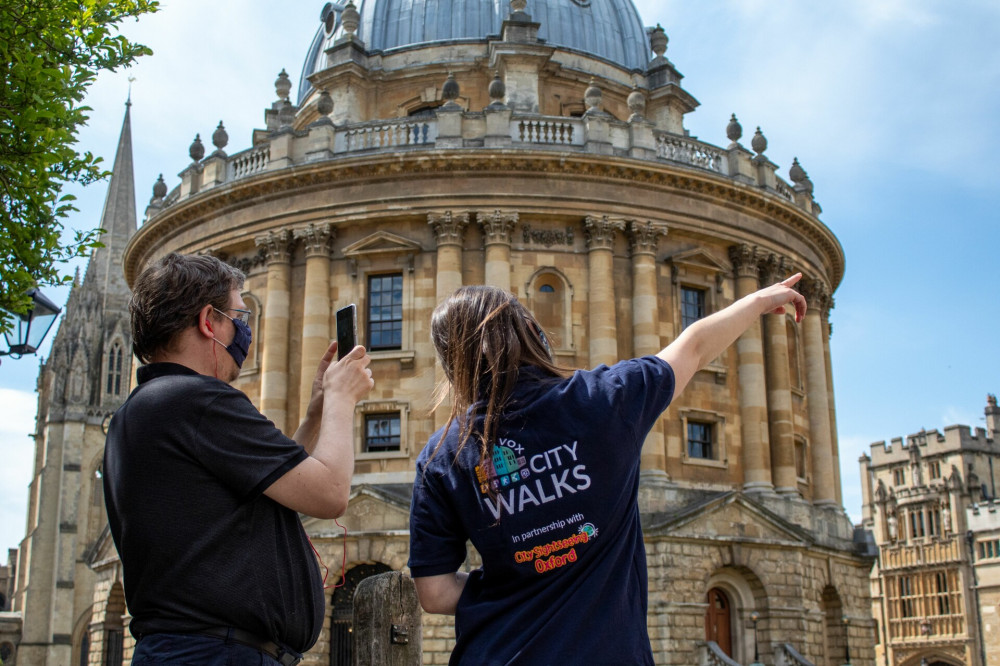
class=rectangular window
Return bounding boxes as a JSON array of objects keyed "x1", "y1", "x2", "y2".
[
  {"x1": 928, "y1": 507, "x2": 940, "y2": 537},
  {"x1": 893, "y1": 468, "x2": 906, "y2": 486},
  {"x1": 367, "y1": 273, "x2": 403, "y2": 350},
  {"x1": 910, "y1": 509, "x2": 926, "y2": 539},
  {"x1": 364, "y1": 413, "x2": 401, "y2": 452},
  {"x1": 794, "y1": 439, "x2": 807, "y2": 479},
  {"x1": 929, "y1": 461, "x2": 941, "y2": 479},
  {"x1": 899, "y1": 576, "x2": 915, "y2": 618},
  {"x1": 935, "y1": 571, "x2": 950, "y2": 615},
  {"x1": 687, "y1": 421, "x2": 713, "y2": 460},
  {"x1": 680, "y1": 287, "x2": 705, "y2": 330}
]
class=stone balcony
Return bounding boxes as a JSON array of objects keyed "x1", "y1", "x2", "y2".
[{"x1": 150, "y1": 110, "x2": 820, "y2": 221}]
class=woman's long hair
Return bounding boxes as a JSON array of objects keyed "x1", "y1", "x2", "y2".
[{"x1": 431, "y1": 286, "x2": 567, "y2": 469}]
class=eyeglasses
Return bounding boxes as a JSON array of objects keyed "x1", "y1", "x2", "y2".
[{"x1": 214, "y1": 307, "x2": 252, "y2": 325}]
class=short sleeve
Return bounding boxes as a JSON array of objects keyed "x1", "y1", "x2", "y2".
[
  {"x1": 408, "y1": 454, "x2": 468, "y2": 578},
  {"x1": 606, "y1": 356, "x2": 675, "y2": 446},
  {"x1": 194, "y1": 388, "x2": 307, "y2": 502}
]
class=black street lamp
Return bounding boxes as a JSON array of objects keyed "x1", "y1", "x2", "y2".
[
  {"x1": 1, "y1": 288, "x2": 61, "y2": 363},
  {"x1": 842, "y1": 614, "x2": 851, "y2": 665},
  {"x1": 749, "y1": 610, "x2": 761, "y2": 665}
]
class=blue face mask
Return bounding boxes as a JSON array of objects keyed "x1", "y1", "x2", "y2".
[{"x1": 212, "y1": 308, "x2": 253, "y2": 369}]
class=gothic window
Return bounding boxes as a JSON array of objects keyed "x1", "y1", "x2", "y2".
[
  {"x1": 927, "y1": 506, "x2": 941, "y2": 537},
  {"x1": 367, "y1": 274, "x2": 403, "y2": 351},
  {"x1": 680, "y1": 286, "x2": 705, "y2": 329},
  {"x1": 928, "y1": 460, "x2": 941, "y2": 479},
  {"x1": 364, "y1": 413, "x2": 401, "y2": 453},
  {"x1": 909, "y1": 509, "x2": 926, "y2": 539},
  {"x1": 898, "y1": 576, "x2": 915, "y2": 618},
  {"x1": 893, "y1": 468, "x2": 906, "y2": 486},
  {"x1": 106, "y1": 343, "x2": 123, "y2": 396}
]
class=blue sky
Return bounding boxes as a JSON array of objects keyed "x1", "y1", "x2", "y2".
[{"x1": 2, "y1": 0, "x2": 998, "y2": 554}]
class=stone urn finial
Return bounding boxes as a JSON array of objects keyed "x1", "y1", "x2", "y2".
[
  {"x1": 790, "y1": 158, "x2": 814, "y2": 194},
  {"x1": 189, "y1": 134, "x2": 205, "y2": 162},
  {"x1": 650, "y1": 24, "x2": 668, "y2": 60},
  {"x1": 726, "y1": 114, "x2": 742, "y2": 144},
  {"x1": 278, "y1": 100, "x2": 296, "y2": 128},
  {"x1": 584, "y1": 77, "x2": 603, "y2": 113},
  {"x1": 212, "y1": 121, "x2": 228, "y2": 152},
  {"x1": 341, "y1": 1, "x2": 360, "y2": 36},
  {"x1": 627, "y1": 86, "x2": 646, "y2": 122},
  {"x1": 275, "y1": 68, "x2": 292, "y2": 101},
  {"x1": 751, "y1": 126, "x2": 767, "y2": 156},
  {"x1": 488, "y1": 72, "x2": 506, "y2": 106},
  {"x1": 510, "y1": 0, "x2": 527, "y2": 14},
  {"x1": 151, "y1": 174, "x2": 167, "y2": 202},
  {"x1": 317, "y1": 90, "x2": 334, "y2": 117},
  {"x1": 442, "y1": 72, "x2": 461, "y2": 108}
]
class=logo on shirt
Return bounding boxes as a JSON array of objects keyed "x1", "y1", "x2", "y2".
[
  {"x1": 476, "y1": 439, "x2": 591, "y2": 520},
  {"x1": 513, "y1": 526, "x2": 597, "y2": 574}
]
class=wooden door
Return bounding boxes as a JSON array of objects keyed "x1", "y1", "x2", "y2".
[{"x1": 705, "y1": 587, "x2": 733, "y2": 656}]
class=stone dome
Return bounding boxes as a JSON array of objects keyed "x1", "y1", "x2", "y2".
[{"x1": 298, "y1": 0, "x2": 651, "y2": 103}]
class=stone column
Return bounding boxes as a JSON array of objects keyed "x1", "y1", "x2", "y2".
[
  {"x1": 478, "y1": 210, "x2": 517, "y2": 291},
  {"x1": 430, "y1": 212, "x2": 469, "y2": 428},
  {"x1": 822, "y1": 295, "x2": 842, "y2": 505},
  {"x1": 584, "y1": 215, "x2": 624, "y2": 367},
  {"x1": 255, "y1": 230, "x2": 295, "y2": 433},
  {"x1": 729, "y1": 244, "x2": 773, "y2": 495},
  {"x1": 295, "y1": 223, "x2": 334, "y2": 423},
  {"x1": 800, "y1": 277, "x2": 837, "y2": 506},
  {"x1": 760, "y1": 253, "x2": 798, "y2": 495},
  {"x1": 629, "y1": 221, "x2": 669, "y2": 480}
]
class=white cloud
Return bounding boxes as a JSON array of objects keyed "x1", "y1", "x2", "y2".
[{"x1": 0, "y1": 389, "x2": 38, "y2": 555}]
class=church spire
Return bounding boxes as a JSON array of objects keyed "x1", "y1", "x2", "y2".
[{"x1": 82, "y1": 98, "x2": 137, "y2": 310}]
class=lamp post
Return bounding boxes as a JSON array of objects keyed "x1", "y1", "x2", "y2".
[
  {"x1": 749, "y1": 610, "x2": 762, "y2": 666},
  {"x1": 1, "y1": 288, "x2": 61, "y2": 364},
  {"x1": 842, "y1": 614, "x2": 851, "y2": 666}
]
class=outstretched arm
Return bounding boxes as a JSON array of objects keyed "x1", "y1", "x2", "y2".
[{"x1": 658, "y1": 273, "x2": 807, "y2": 397}]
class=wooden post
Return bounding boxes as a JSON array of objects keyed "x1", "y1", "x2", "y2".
[{"x1": 353, "y1": 571, "x2": 422, "y2": 666}]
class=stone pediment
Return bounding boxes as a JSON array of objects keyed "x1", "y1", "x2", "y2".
[
  {"x1": 645, "y1": 492, "x2": 812, "y2": 546},
  {"x1": 303, "y1": 484, "x2": 412, "y2": 536},
  {"x1": 341, "y1": 231, "x2": 423, "y2": 258},
  {"x1": 665, "y1": 247, "x2": 729, "y2": 274},
  {"x1": 85, "y1": 525, "x2": 120, "y2": 570}
]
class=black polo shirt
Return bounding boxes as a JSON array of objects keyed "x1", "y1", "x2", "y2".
[{"x1": 104, "y1": 363, "x2": 323, "y2": 652}]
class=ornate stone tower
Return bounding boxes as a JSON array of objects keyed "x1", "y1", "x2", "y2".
[{"x1": 10, "y1": 100, "x2": 136, "y2": 666}]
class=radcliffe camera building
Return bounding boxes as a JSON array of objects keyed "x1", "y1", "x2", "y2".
[{"x1": 4, "y1": 1, "x2": 876, "y2": 665}]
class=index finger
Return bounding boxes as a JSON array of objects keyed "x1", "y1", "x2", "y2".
[{"x1": 780, "y1": 272, "x2": 802, "y2": 287}]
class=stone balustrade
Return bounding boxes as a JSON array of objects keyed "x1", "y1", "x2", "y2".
[
  {"x1": 155, "y1": 111, "x2": 811, "y2": 220},
  {"x1": 697, "y1": 641, "x2": 742, "y2": 666}
]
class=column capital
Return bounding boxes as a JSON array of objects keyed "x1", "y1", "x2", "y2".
[
  {"x1": 295, "y1": 222, "x2": 335, "y2": 258},
  {"x1": 728, "y1": 243, "x2": 760, "y2": 279},
  {"x1": 584, "y1": 215, "x2": 625, "y2": 251},
  {"x1": 627, "y1": 220, "x2": 668, "y2": 256},
  {"x1": 477, "y1": 210, "x2": 518, "y2": 246},
  {"x1": 254, "y1": 229, "x2": 296, "y2": 264},
  {"x1": 429, "y1": 211, "x2": 470, "y2": 247},
  {"x1": 796, "y1": 276, "x2": 829, "y2": 311},
  {"x1": 758, "y1": 252, "x2": 790, "y2": 285}
]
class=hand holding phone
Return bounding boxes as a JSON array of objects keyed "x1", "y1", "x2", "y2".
[{"x1": 336, "y1": 304, "x2": 357, "y2": 360}]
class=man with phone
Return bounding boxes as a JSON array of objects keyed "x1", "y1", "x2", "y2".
[{"x1": 104, "y1": 252, "x2": 374, "y2": 665}]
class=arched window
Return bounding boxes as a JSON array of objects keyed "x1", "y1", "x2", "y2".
[
  {"x1": 525, "y1": 268, "x2": 573, "y2": 353},
  {"x1": 106, "y1": 343, "x2": 123, "y2": 396},
  {"x1": 329, "y1": 563, "x2": 392, "y2": 666},
  {"x1": 104, "y1": 582, "x2": 126, "y2": 666}
]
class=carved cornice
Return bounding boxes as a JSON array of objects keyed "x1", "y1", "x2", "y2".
[
  {"x1": 728, "y1": 243, "x2": 760, "y2": 279},
  {"x1": 254, "y1": 229, "x2": 295, "y2": 264},
  {"x1": 627, "y1": 220, "x2": 667, "y2": 256},
  {"x1": 295, "y1": 222, "x2": 335, "y2": 258},
  {"x1": 583, "y1": 215, "x2": 625, "y2": 251},
  {"x1": 126, "y1": 152, "x2": 844, "y2": 289},
  {"x1": 428, "y1": 211, "x2": 469, "y2": 247},
  {"x1": 477, "y1": 210, "x2": 518, "y2": 246}
]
